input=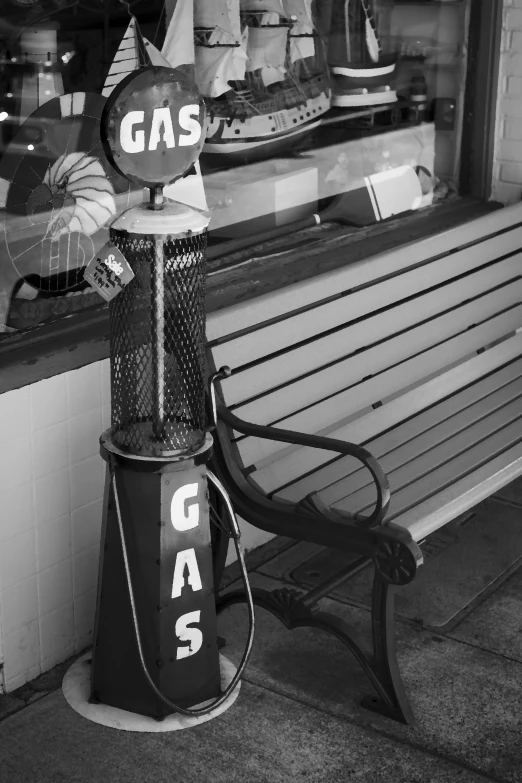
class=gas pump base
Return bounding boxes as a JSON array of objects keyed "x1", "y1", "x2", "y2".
[
  {"x1": 90, "y1": 431, "x2": 225, "y2": 720},
  {"x1": 63, "y1": 651, "x2": 240, "y2": 732}
]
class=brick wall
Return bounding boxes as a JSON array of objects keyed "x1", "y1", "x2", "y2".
[{"x1": 492, "y1": 1, "x2": 522, "y2": 203}]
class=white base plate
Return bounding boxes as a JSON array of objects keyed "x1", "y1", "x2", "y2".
[
  {"x1": 62, "y1": 652, "x2": 241, "y2": 733},
  {"x1": 332, "y1": 91, "x2": 398, "y2": 107}
]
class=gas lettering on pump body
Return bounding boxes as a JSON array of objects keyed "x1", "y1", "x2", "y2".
[{"x1": 170, "y1": 481, "x2": 205, "y2": 660}]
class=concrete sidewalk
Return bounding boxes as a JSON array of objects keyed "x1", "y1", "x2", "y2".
[{"x1": 1, "y1": 499, "x2": 522, "y2": 783}]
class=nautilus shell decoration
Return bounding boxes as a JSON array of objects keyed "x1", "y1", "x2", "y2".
[
  {"x1": 0, "y1": 91, "x2": 134, "y2": 331},
  {"x1": 27, "y1": 151, "x2": 117, "y2": 239}
]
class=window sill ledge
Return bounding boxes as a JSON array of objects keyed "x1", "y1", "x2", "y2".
[{"x1": 0, "y1": 197, "x2": 503, "y2": 394}]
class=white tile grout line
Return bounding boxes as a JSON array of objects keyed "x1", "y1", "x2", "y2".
[
  {"x1": 27, "y1": 380, "x2": 40, "y2": 684},
  {"x1": 65, "y1": 371, "x2": 79, "y2": 663}
]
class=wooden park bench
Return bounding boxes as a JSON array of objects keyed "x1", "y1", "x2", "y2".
[{"x1": 205, "y1": 202, "x2": 522, "y2": 725}]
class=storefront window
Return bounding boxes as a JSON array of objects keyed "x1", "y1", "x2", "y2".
[{"x1": 0, "y1": 0, "x2": 472, "y2": 335}]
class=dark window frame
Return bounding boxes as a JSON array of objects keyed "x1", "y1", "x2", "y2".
[{"x1": 460, "y1": 0, "x2": 503, "y2": 200}]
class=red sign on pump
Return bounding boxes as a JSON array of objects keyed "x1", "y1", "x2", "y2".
[{"x1": 101, "y1": 66, "x2": 206, "y2": 188}]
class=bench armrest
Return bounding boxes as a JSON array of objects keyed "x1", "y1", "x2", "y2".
[{"x1": 208, "y1": 369, "x2": 390, "y2": 528}]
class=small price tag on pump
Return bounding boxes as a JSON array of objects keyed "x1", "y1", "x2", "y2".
[{"x1": 84, "y1": 243, "x2": 134, "y2": 302}]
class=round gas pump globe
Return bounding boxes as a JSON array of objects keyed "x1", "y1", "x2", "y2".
[{"x1": 101, "y1": 66, "x2": 206, "y2": 188}]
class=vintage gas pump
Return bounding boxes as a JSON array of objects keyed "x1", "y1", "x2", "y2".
[{"x1": 63, "y1": 65, "x2": 254, "y2": 730}]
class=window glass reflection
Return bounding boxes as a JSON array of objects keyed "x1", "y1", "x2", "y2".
[{"x1": 0, "y1": 0, "x2": 471, "y2": 334}]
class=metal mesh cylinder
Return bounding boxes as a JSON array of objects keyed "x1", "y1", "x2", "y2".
[{"x1": 108, "y1": 215, "x2": 208, "y2": 458}]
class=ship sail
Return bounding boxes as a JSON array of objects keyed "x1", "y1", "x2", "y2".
[
  {"x1": 244, "y1": 12, "x2": 288, "y2": 86},
  {"x1": 103, "y1": 17, "x2": 171, "y2": 97},
  {"x1": 162, "y1": 0, "x2": 195, "y2": 69},
  {"x1": 283, "y1": 0, "x2": 315, "y2": 62},
  {"x1": 144, "y1": 39, "x2": 175, "y2": 67},
  {"x1": 160, "y1": 0, "x2": 207, "y2": 210},
  {"x1": 194, "y1": 0, "x2": 248, "y2": 97},
  {"x1": 195, "y1": 37, "x2": 248, "y2": 97},
  {"x1": 196, "y1": 0, "x2": 238, "y2": 37}
]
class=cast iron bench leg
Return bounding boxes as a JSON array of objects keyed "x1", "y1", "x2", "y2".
[
  {"x1": 362, "y1": 572, "x2": 414, "y2": 723},
  {"x1": 216, "y1": 564, "x2": 415, "y2": 725}
]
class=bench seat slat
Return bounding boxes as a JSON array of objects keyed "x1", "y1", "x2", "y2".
[
  {"x1": 206, "y1": 204, "x2": 522, "y2": 343},
  {"x1": 249, "y1": 349, "x2": 522, "y2": 494},
  {"x1": 211, "y1": 246, "x2": 522, "y2": 372},
  {"x1": 234, "y1": 309, "x2": 522, "y2": 466},
  {"x1": 220, "y1": 263, "x2": 522, "y2": 408},
  {"x1": 255, "y1": 350, "x2": 496, "y2": 478},
  {"x1": 312, "y1": 375, "x2": 522, "y2": 507},
  {"x1": 387, "y1": 444, "x2": 522, "y2": 542},
  {"x1": 329, "y1": 396, "x2": 522, "y2": 513},
  {"x1": 333, "y1": 418, "x2": 522, "y2": 524},
  {"x1": 271, "y1": 357, "x2": 522, "y2": 501}
]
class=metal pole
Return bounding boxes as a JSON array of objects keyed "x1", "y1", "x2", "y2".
[
  {"x1": 151, "y1": 234, "x2": 166, "y2": 441},
  {"x1": 150, "y1": 186, "x2": 166, "y2": 441},
  {"x1": 150, "y1": 185, "x2": 165, "y2": 211}
]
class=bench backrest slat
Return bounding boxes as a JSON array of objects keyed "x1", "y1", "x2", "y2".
[
  {"x1": 220, "y1": 258, "x2": 522, "y2": 409},
  {"x1": 207, "y1": 205, "x2": 522, "y2": 501},
  {"x1": 234, "y1": 308, "x2": 522, "y2": 467},
  {"x1": 210, "y1": 233, "x2": 522, "y2": 372},
  {"x1": 232, "y1": 299, "x2": 522, "y2": 441},
  {"x1": 206, "y1": 203, "x2": 522, "y2": 343}
]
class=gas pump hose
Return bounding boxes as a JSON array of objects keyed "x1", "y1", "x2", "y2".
[{"x1": 108, "y1": 455, "x2": 256, "y2": 718}]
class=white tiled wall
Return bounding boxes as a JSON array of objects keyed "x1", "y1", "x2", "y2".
[
  {"x1": 0, "y1": 357, "x2": 272, "y2": 693},
  {"x1": 0, "y1": 359, "x2": 111, "y2": 693}
]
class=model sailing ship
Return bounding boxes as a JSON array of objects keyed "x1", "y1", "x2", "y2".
[
  {"x1": 328, "y1": 0, "x2": 398, "y2": 107},
  {"x1": 103, "y1": 0, "x2": 396, "y2": 164},
  {"x1": 163, "y1": 0, "x2": 331, "y2": 165}
]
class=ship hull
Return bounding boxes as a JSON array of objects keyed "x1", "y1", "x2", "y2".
[
  {"x1": 203, "y1": 89, "x2": 330, "y2": 165},
  {"x1": 203, "y1": 116, "x2": 323, "y2": 165}
]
